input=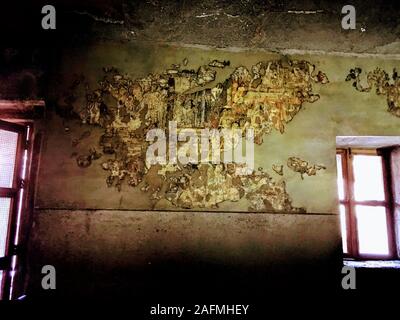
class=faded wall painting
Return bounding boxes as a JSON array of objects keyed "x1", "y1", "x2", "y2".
[
  {"x1": 37, "y1": 44, "x2": 400, "y2": 214},
  {"x1": 346, "y1": 67, "x2": 400, "y2": 117},
  {"x1": 62, "y1": 58, "x2": 329, "y2": 212}
]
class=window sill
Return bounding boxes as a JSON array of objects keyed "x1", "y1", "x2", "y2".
[{"x1": 344, "y1": 259, "x2": 400, "y2": 269}]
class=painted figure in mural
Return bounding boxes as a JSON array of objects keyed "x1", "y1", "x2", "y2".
[{"x1": 67, "y1": 58, "x2": 328, "y2": 211}]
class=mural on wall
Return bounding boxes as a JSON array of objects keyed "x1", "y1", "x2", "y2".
[
  {"x1": 65, "y1": 58, "x2": 328, "y2": 211},
  {"x1": 346, "y1": 67, "x2": 400, "y2": 117},
  {"x1": 287, "y1": 157, "x2": 326, "y2": 180}
]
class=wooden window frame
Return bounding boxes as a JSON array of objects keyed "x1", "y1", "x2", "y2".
[
  {"x1": 0, "y1": 119, "x2": 36, "y2": 300},
  {"x1": 337, "y1": 148, "x2": 398, "y2": 260}
]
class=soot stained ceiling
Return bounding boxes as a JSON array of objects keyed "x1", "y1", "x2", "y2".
[{"x1": 0, "y1": 0, "x2": 400, "y2": 53}]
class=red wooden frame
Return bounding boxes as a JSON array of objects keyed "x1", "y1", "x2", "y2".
[
  {"x1": 337, "y1": 148, "x2": 398, "y2": 260},
  {"x1": 0, "y1": 119, "x2": 32, "y2": 300}
]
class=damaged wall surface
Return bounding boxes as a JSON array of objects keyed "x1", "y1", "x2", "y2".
[
  {"x1": 24, "y1": 40, "x2": 400, "y2": 298},
  {"x1": 36, "y1": 43, "x2": 400, "y2": 214},
  {"x1": 55, "y1": 55, "x2": 328, "y2": 212}
]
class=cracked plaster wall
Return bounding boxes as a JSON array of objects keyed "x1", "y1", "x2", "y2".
[
  {"x1": 25, "y1": 40, "x2": 400, "y2": 298},
  {"x1": 3, "y1": 0, "x2": 395, "y2": 298}
]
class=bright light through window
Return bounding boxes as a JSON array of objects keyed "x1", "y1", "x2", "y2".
[
  {"x1": 339, "y1": 204, "x2": 348, "y2": 254},
  {"x1": 356, "y1": 205, "x2": 389, "y2": 255},
  {"x1": 336, "y1": 154, "x2": 345, "y2": 200},
  {"x1": 353, "y1": 155, "x2": 385, "y2": 201},
  {"x1": 0, "y1": 197, "x2": 12, "y2": 258},
  {"x1": 336, "y1": 148, "x2": 392, "y2": 258},
  {"x1": 0, "y1": 129, "x2": 19, "y2": 188}
]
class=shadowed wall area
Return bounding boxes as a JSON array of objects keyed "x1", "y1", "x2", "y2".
[
  {"x1": 1, "y1": 0, "x2": 400, "y2": 302},
  {"x1": 25, "y1": 42, "x2": 400, "y2": 299}
]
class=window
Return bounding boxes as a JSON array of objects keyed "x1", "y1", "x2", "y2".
[
  {"x1": 0, "y1": 119, "x2": 31, "y2": 300},
  {"x1": 336, "y1": 148, "x2": 398, "y2": 259}
]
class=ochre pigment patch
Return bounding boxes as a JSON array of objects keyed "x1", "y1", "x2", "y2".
[{"x1": 67, "y1": 58, "x2": 328, "y2": 211}]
